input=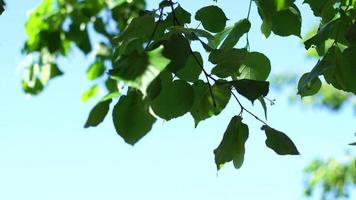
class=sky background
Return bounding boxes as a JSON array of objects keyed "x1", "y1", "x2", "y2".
[{"x1": 0, "y1": 0, "x2": 355, "y2": 199}]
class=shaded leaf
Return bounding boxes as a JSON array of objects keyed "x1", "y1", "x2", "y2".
[
  {"x1": 175, "y1": 51, "x2": 202, "y2": 82},
  {"x1": 220, "y1": 18, "x2": 251, "y2": 49},
  {"x1": 262, "y1": 125, "x2": 300, "y2": 155},
  {"x1": 231, "y1": 79, "x2": 269, "y2": 103},
  {"x1": 84, "y1": 99, "x2": 112, "y2": 128},
  {"x1": 195, "y1": 5, "x2": 227, "y2": 33},
  {"x1": 297, "y1": 73, "x2": 322, "y2": 97},
  {"x1": 190, "y1": 80, "x2": 231, "y2": 126},
  {"x1": 112, "y1": 91, "x2": 156, "y2": 145},
  {"x1": 151, "y1": 78, "x2": 194, "y2": 120},
  {"x1": 214, "y1": 116, "x2": 249, "y2": 170}
]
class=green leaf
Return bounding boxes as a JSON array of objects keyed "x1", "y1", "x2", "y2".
[
  {"x1": 81, "y1": 85, "x2": 99, "y2": 102},
  {"x1": 110, "y1": 51, "x2": 149, "y2": 80},
  {"x1": 208, "y1": 26, "x2": 234, "y2": 49},
  {"x1": 151, "y1": 78, "x2": 194, "y2": 120},
  {"x1": 87, "y1": 59, "x2": 106, "y2": 80},
  {"x1": 168, "y1": 26, "x2": 214, "y2": 40},
  {"x1": 112, "y1": 91, "x2": 156, "y2": 145},
  {"x1": 231, "y1": 79, "x2": 269, "y2": 103},
  {"x1": 238, "y1": 51, "x2": 271, "y2": 81},
  {"x1": 271, "y1": 6, "x2": 301, "y2": 37},
  {"x1": 214, "y1": 116, "x2": 249, "y2": 170},
  {"x1": 195, "y1": 6, "x2": 228, "y2": 33},
  {"x1": 165, "y1": 5, "x2": 191, "y2": 25},
  {"x1": 262, "y1": 125, "x2": 300, "y2": 155},
  {"x1": 258, "y1": 96, "x2": 268, "y2": 120},
  {"x1": 0, "y1": 0, "x2": 5, "y2": 15},
  {"x1": 106, "y1": 0, "x2": 126, "y2": 9},
  {"x1": 349, "y1": 142, "x2": 356, "y2": 146},
  {"x1": 220, "y1": 19, "x2": 251, "y2": 49},
  {"x1": 162, "y1": 34, "x2": 191, "y2": 72},
  {"x1": 84, "y1": 99, "x2": 112, "y2": 128},
  {"x1": 175, "y1": 51, "x2": 202, "y2": 82},
  {"x1": 110, "y1": 46, "x2": 169, "y2": 95},
  {"x1": 190, "y1": 80, "x2": 231, "y2": 127},
  {"x1": 297, "y1": 73, "x2": 322, "y2": 97},
  {"x1": 117, "y1": 13, "x2": 155, "y2": 42},
  {"x1": 40, "y1": 63, "x2": 63, "y2": 84},
  {"x1": 67, "y1": 23, "x2": 92, "y2": 54},
  {"x1": 209, "y1": 48, "x2": 247, "y2": 65}
]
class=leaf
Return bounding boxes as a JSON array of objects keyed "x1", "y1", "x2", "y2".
[
  {"x1": 81, "y1": 85, "x2": 99, "y2": 102},
  {"x1": 349, "y1": 142, "x2": 356, "y2": 146},
  {"x1": 271, "y1": 6, "x2": 301, "y2": 37},
  {"x1": 238, "y1": 51, "x2": 271, "y2": 81},
  {"x1": 297, "y1": 73, "x2": 322, "y2": 97},
  {"x1": 0, "y1": 0, "x2": 5, "y2": 15},
  {"x1": 168, "y1": 26, "x2": 214, "y2": 40},
  {"x1": 220, "y1": 19, "x2": 251, "y2": 49},
  {"x1": 112, "y1": 91, "x2": 156, "y2": 145},
  {"x1": 117, "y1": 13, "x2": 155, "y2": 42},
  {"x1": 110, "y1": 51, "x2": 149, "y2": 80},
  {"x1": 40, "y1": 63, "x2": 63, "y2": 84},
  {"x1": 261, "y1": 125, "x2": 300, "y2": 155},
  {"x1": 195, "y1": 6, "x2": 228, "y2": 33},
  {"x1": 87, "y1": 59, "x2": 106, "y2": 80},
  {"x1": 110, "y1": 46, "x2": 169, "y2": 95},
  {"x1": 208, "y1": 26, "x2": 234, "y2": 49},
  {"x1": 84, "y1": 99, "x2": 112, "y2": 128},
  {"x1": 190, "y1": 80, "x2": 231, "y2": 127},
  {"x1": 258, "y1": 96, "x2": 268, "y2": 120},
  {"x1": 162, "y1": 34, "x2": 191, "y2": 72},
  {"x1": 165, "y1": 5, "x2": 191, "y2": 25},
  {"x1": 175, "y1": 51, "x2": 202, "y2": 82},
  {"x1": 150, "y1": 78, "x2": 194, "y2": 120},
  {"x1": 232, "y1": 79, "x2": 269, "y2": 103},
  {"x1": 214, "y1": 116, "x2": 249, "y2": 170}
]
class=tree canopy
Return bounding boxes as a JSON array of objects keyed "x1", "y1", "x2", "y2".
[{"x1": 18, "y1": 0, "x2": 356, "y2": 171}]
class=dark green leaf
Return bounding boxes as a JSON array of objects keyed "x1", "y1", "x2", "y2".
[
  {"x1": 84, "y1": 99, "x2": 112, "y2": 128},
  {"x1": 110, "y1": 51, "x2": 149, "y2": 80},
  {"x1": 231, "y1": 79, "x2": 269, "y2": 103},
  {"x1": 297, "y1": 73, "x2": 322, "y2": 97},
  {"x1": 262, "y1": 125, "x2": 300, "y2": 155},
  {"x1": 271, "y1": 6, "x2": 301, "y2": 37},
  {"x1": 190, "y1": 80, "x2": 231, "y2": 126},
  {"x1": 220, "y1": 19, "x2": 251, "y2": 49},
  {"x1": 117, "y1": 13, "x2": 155, "y2": 42},
  {"x1": 151, "y1": 79, "x2": 194, "y2": 120},
  {"x1": 195, "y1": 6, "x2": 228, "y2": 33},
  {"x1": 165, "y1": 5, "x2": 191, "y2": 25},
  {"x1": 258, "y1": 96, "x2": 268, "y2": 120},
  {"x1": 112, "y1": 91, "x2": 156, "y2": 145},
  {"x1": 175, "y1": 51, "x2": 202, "y2": 82},
  {"x1": 162, "y1": 34, "x2": 191, "y2": 72},
  {"x1": 214, "y1": 116, "x2": 249, "y2": 170},
  {"x1": 349, "y1": 142, "x2": 356, "y2": 146},
  {"x1": 208, "y1": 26, "x2": 234, "y2": 49}
]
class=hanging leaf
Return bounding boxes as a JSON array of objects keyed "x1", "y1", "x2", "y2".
[
  {"x1": 190, "y1": 80, "x2": 231, "y2": 127},
  {"x1": 84, "y1": 99, "x2": 112, "y2": 128},
  {"x1": 238, "y1": 51, "x2": 271, "y2": 81},
  {"x1": 175, "y1": 51, "x2": 203, "y2": 82},
  {"x1": 214, "y1": 116, "x2": 249, "y2": 170},
  {"x1": 297, "y1": 73, "x2": 322, "y2": 97},
  {"x1": 195, "y1": 5, "x2": 228, "y2": 33},
  {"x1": 231, "y1": 79, "x2": 269, "y2": 103},
  {"x1": 112, "y1": 91, "x2": 156, "y2": 145},
  {"x1": 220, "y1": 18, "x2": 251, "y2": 49},
  {"x1": 261, "y1": 125, "x2": 300, "y2": 155},
  {"x1": 151, "y1": 78, "x2": 194, "y2": 120}
]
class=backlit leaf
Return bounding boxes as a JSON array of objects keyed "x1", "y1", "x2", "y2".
[
  {"x1": 262, "y1": 125, "x2": 299, "y2": 155},
  {"x1": 214, "y1": 116, "x2": 249, "y2": 170},
  {"x1": 195, "y1": 6, "x2": 228, "y2": 33}
]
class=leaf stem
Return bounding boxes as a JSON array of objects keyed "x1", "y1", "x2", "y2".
[
  {"x1": 169, "y1": 2, "x2": 217, "y2": 107},
  {"x1": 145, "y1": 7, "x2": 164, "y2": 50},
  {"x1": 231, "y1": 91, "x2": 268, "y2": 125}
]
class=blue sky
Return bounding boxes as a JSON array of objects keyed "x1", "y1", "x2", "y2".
[{"x1": 0, "y1": 0, "x2": 355, "y2": 199}]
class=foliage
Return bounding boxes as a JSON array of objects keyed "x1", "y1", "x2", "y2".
[
  {"x1": 303, "y1": 156, "x2": 356, "y2": 199},
  {"x1": 20, "y1": 0, "x2": 356, "y2": 171},
  {"x1": 0, "y1": 0, "x2": 5, "y2": 15}
]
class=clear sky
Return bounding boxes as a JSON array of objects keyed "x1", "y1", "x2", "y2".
[{"x1": 0, "y1": 0, "x2": 355, "y2": 200}]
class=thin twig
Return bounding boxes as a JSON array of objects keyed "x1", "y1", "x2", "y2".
[
  {"x1": 245, "y1": 0, "x2": 253, "y2": 50},
  {"x1": 145, "y1": 8, "x2": 164, "y2": 50},
  {"x1": 231, "y1": 91, "x2": 268, "y2": 125},
  {"x1": 169, "y1": 3, "x2": 217, "y2": 107}
]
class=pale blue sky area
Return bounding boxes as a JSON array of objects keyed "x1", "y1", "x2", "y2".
[{"x1": 0, "y1": 0, "x2": 355, "y2": 200}]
